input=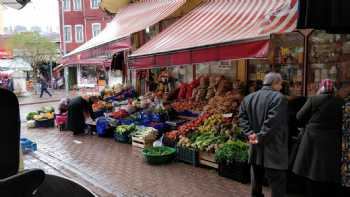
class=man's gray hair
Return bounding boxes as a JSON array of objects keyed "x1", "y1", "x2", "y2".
[{"x1": 263, "y1": 72, "x2": 282, "y2": 85}]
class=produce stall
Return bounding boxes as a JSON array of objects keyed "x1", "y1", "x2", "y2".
[{"x1": 26, "y1": 106, "x2": 55, "y2": 128}]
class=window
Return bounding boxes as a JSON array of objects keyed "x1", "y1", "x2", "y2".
[
  {"x1": 91, "y1": 23, "x2": 101, "y2": 37},
  {"x1": 73, "y1": 0, "x2": 82, "y2": 11},
  {"x1": 63, "y1": 0, "x2": 71, "y2": 11},
  {"x1": 75, "y1": 25, "x2": 84, "y2": 43},
  {"x1": 90, "y1": 0, "x2": 101, "y2": 9},
  {"x1": 63, "y1": 25, "x2": 72, "y2": 43}
]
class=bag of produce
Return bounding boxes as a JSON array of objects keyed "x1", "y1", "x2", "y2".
[{"x1": 27, "y1": 120, "x2": 36, "y2": 128}]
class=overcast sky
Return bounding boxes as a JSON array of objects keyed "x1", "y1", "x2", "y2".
[{"x1": 3, "y1": 0, "x2": 59, "y2": 33}]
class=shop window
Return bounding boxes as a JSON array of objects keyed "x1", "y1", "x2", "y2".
[
  {"x1": 270, "y1": 32, "x2": 304, "y2": 96},
  {"x1": 196, "y1": 63, "x2": 210, "y2": 77},
  {"x1": 168, "y1": 65, "x2": 193, "y2": 84},
  {"x1": 79, "y1": 66, "x2": 97, "y2": 86},
  {"x1": 308, "y1": 30, "x2": 350, "y2": 95},
  {"x1": 144, "y1": 24, "x2": 159, "y2": 43},
  {"x1": 210, "y1": 60, "x2": 237, "y2": 81}
]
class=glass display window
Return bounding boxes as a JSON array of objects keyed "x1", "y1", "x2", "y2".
[
  {"x1": 79, "y1": 66, "x2": 97, "y2": 85},
  {"x1": 196, "y1": 63, "x2": 210, "y2": 77},
  {"x1": 168, "y1": 65, "x2": 193, "y2": 84},
  {"x1": 308, "y1": 30, "x2": 350, "y2": 95},
  {"x1": 270, "y1": 32, "x2": 304, "y2": 96},
  {"x1": 210, "y1": 60, "x2": 237, "y2": 81}
]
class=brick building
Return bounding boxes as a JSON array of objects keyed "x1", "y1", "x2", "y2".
[{"x1": 58, "y1": 0, "x2": 113, "y2": 54}]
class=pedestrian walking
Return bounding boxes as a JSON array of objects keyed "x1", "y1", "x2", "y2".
[
  {"x1": 39, "y1": 76, "x2": 52, "y2": 98},
  {"x1": 293, "y1": 79, "x2": 344, "y2": 197},
  {"x1": 239, "y1": 72, "x2": 288, "y2": 197},
  {"x1": 67, "y1": 96, "x2": 98, "y2": 135}
]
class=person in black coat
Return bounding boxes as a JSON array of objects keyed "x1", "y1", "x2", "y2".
[
  {"x1": 39, "y1": 76, "x2": 52, "y2": 98},
  {"x1": 293, "y1": 79, "x2": 344, "y2": 197},
  {"x1": 239, "y1": 72, "x2": 288, "y2": 197},
  {"x1": 67, "y1": 96, "x2": 98, "y2": 135}
]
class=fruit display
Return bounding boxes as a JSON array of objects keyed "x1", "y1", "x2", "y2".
[
  {"x1": 92, "y1": 101, "x2": 106, "y2": 112},
  {"x1": 33, "y1": 112, "x2": 55, "y2": 120},
  {"x1": 203, "y1": 92, "x2": 242, "y2": 114},
  {"x1": 110, "y1": 109, "x2": 129, "y2": 119},
  {"x1": 132, "y1": 126, "x2": 158, "y2": 141},
  {"x1": 198, "y1": 114, "x2": 225, "y2": 133},
  {"x1": 165, "y1": 130, "x2": 178, "y2": 140},
  {"x1": 177, "y1": 113, "x2": 211, "y2": 137},
  {"x1": 172, "y1": 101, "x2": 194, "y2": 112}
]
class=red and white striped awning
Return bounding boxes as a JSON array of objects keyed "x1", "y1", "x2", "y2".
[
  {"x1": 64, "y1": 0, "x2": 186, "y2": 60},
  {"x1": 129, "y1": 0, "x2": 298, "y2": 68}
]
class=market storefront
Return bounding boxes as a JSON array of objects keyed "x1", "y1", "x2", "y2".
[{"x1": 60, "y1": 0, "x2": 193, "y2": 89}]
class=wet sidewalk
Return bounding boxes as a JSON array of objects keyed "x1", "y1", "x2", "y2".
[
  {"x1": 22, "y1": 125, "x2": 256, "y2": 197},
  {"x1": 18, "y1": 89, "x2": 76, "y2": 105}
]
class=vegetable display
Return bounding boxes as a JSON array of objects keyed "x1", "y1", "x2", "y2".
[
  {"x1": 26, "y1": 112, "x2": 38, "y2": 121},
  {"x1": 115, "y1": 124, "x2": 136, "y2": 135},
  {"x1": 132, "y1": 126, "x2": 158, "y2": 141},
  {"x1": 215, "y1": 140, "x2": 249, "y2": 164}
]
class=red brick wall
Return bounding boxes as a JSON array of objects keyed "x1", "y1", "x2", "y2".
[{"x1": 58, "y1": 0, "x2": 113, "y2": 54}]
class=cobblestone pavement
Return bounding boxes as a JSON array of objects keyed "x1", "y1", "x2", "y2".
[{"x1": 22, "y1": 125, "x2": 261, "y2": 197}]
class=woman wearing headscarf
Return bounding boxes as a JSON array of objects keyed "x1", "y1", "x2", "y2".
[
  {"x1": 293, "y1": 79, "x2": 344, "y2": 197},
  {"x1": 67, "y1": 96, "x2": 98, "y2": 135}
]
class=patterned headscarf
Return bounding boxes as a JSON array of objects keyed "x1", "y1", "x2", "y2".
[{"x1": 318, "y1": 79, "x2": 334, "y2": 94}]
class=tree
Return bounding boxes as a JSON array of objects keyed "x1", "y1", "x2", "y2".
[{"x1": 5, "y1": 32, "x2": 58, "y2": 79}]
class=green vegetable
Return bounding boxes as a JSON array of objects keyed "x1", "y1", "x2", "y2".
[
  {"x1": 215, "y1": 140, "x2": 249, "y2": 164},
  {"x1": 41, "y1": 106, "x2": 55, "y2": 113},
  {"x1": 115, "y1": 124, "x2": 136, "y2": 135},
  {"x1": 26, "y1": 112, "x2": 38, "y2": 121},
  {"x1": 143, "y1": 147, "x2": 176, "y2": 156}
]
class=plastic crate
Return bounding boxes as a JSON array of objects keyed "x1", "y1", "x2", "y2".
[
  {"x1": 119, "y1": 119, "x2": 134, "y2": 125},
  {"x1": 20, "y1": 138, "x2": 37, "y2": 154},
  {"x1": 176, "y1": 146, "x2": 198, "y2": 166},
  {"x1": 218, "y1": 161, "x2": 250, "y2": 184},
  {"x1": 35, "y1": 119, "x2": 55, "y2": 128},
  {"x1": 93, "y1": 109, "x2": 105, "y2": 118},
  {"x1": 114, "y1": 133, "x2": 131, "y2": 143}
]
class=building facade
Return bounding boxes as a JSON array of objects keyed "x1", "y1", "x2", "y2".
[{"x1": 58, "y1": 0, "x2": 113, "y2": 54}]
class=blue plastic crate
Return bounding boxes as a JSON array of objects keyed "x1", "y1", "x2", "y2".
[{"x1": 20, "y1": 138, "x2": 37, "y2": 153}]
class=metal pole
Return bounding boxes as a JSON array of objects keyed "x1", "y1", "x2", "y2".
[{"x1": 61, "y1": 0, "x2": 69, "y2": 96}]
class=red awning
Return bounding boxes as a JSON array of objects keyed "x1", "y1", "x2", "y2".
[
  {"x1": 129, "y1": 0, "x2": 298, "y2": 69},
  {"x1": 60, "y1": 56, "x2": 109, "y2": 67},
  {"x1": 62, "y1": 0, "x2": 186, "y2": 64}
]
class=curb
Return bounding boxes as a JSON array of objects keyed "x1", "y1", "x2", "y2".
[{"x1": 20, "y1": 99, "x2": 61, "y2": 106}]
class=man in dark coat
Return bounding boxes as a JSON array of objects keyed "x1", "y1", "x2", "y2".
[
  {"x1": 67, "y1": 96, "x2": 97, "y2": 135},
  {"x1": 39, "y1": 76, "x2": 52, "y2": 98},
  {"x1": 239, "y1": 72, "x2": 288, "y2": 197},
  {"x1": 293, "y1": 79, "x2": 344, "y2": 197}
]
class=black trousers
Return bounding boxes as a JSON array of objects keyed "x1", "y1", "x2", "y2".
[
  {"x1": 40, "y1": 88, "x2": 52, "y2": 97},
  {"x1": 251, "y1": 164, "x2": 286, "y2": 197},
  {"x1": 306, "y1": 179, "x2": 342, "y2": 197}
]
